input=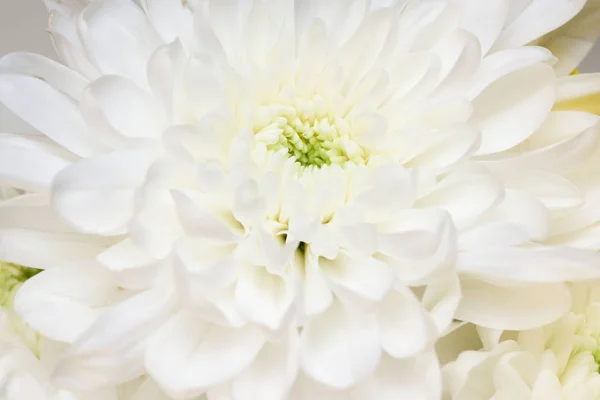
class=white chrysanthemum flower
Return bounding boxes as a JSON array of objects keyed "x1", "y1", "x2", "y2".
[
  {"x1": 0, "y1": 338, "x2": 176, "y2": 400},
  {"x1": 2, "y1": 0, "x2": 600, "y2": 398},
  {"x1": 443, "y1": 283, "x2": 600, "y2": 400}
]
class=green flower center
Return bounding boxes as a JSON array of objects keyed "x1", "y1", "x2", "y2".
[
  {"x1": 0, "y1": 262, "x2": 41, "y2": 307},
  {"x1": 253, "y1": 96, "x2": 366, "y2": 168}
]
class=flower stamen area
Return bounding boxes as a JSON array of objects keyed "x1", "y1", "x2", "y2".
[{"x1": 253, "y1": 95, "x2": 366, "y2": 168}]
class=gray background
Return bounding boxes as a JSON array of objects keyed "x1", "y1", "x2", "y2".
[{"x1": 1, "y1": 0, "x2": 599, "y2": 131}]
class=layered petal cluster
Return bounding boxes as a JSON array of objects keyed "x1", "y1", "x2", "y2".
[
  {"x1": 1, "y1": 0, "x2": 600, "y2": 399},
  {"x1": 444, "y1": 284, "x2": 600, "y2": 400},
  {"x1": 0, "y1": 338, "x2": 174, "y2": 400}
]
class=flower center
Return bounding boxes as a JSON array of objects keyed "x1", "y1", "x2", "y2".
[
  {"x1": 0, "y1": 262, "x2": 41, "y2": 307},
  {"x1": 253, "y1": 95, "x2": 366, "y2": 168}
]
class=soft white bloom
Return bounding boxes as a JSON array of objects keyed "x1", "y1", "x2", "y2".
[
  {"x1": 1, "y1": 0, "x2": 600, "y2": 398},
  {"x1": 0, "y1": 338, "x2": 176, "y2": 400},
  {"x1": 443, "y1": 283, "x2": 600, "y2": 400}
]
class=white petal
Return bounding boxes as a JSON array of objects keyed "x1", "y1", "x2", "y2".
[
  {"x1": 526, "y1": 110, "x2": 599, "y2": 149},
  {"x1": 454, "y1": 0, "x2": 509, "y2": 54},
  {"x1": 171, "y1": 189, "x2": 242, "y2": 242},
  {"x1": 53, "y1": 289, "x2": 175, "y2": 391},
  {"x1": 0, "y1": 135, "x2": 71, "y2": 191},
  {"x1": 234, "y1": 266, "x2": 295, "y2": 331},
  {"x1": 418, "y1": 167, "x2": 503, "y2": 229},
  {"x1": 378, "y1": 287, "x2": 436, "y2": 358},
  {"x1": 146, "y1": 310, "x2": 265, "y2": 399},
  {"x1": 300, "y1": 250, "x2": 333, "y2": 318},
  {"x1": 495, "y1": 169, "x2": 582, "y2": 211},
  {"x1": 301, "y1": 300, "x2": 380, "y2": 389},
  {"x1": 0, "y1": 74, "x2": 105, "y2": 157},
  {"x1": 147, "y1": 41, "x2": 188, "y2": 125},
  {"x1": 351, "y1": 163, "x2": 415, "y2": 218},
  {"x1": 79, "y1": 0, "x2": 161, "y2": 88},
  {"x1": 354, "y1": 352, "x2": 441, "y2": 400},
  {"x1": 97, "y1": 238, "x2": 156, "y2": 272},
  {"x1": 43, "y1": 0, "x2": 88, "y2": 15},
  {"x1": 459, "y1": 190, "x2": 549, "y2": 246},
  {"x1": 232, "y1": 329, "x2": 300, "y2": 400},
  {"x1": 0, "y1": 52, "x2": 88, "y2": 101},
  {"x1": 83, "y1": 75, "x2": 165, "y2": 139},
  {"x1": 173, "y1": 261, "x2": 244, "y2": 328},
  {"x1": 406, "y1": 124, "x2": 481, "y2": 171},
  {"x1": 174, "y1": 237, "x2": 240, "y2": 289},
  {"x1": 472, "y1": 63, "x2": 556, "y2": 155},
  {"x1": 493, "y1": 0, "x2": 586, "y2": 50},
  {"x1": 0, "y1": 229, "x2": 110, "y2": 270},
  {"x1": 458, "y1": 247, "x2": 600, "y2": 283},
  {"x1": 141, "y1": 0, "x2": 195, "y2": 49},
  {"x1": 52, "y1": 149, "x2": 155, "y2": 235},
  {"x1": 49, "y1": 29, "x2": 101, "y2": 81},
  {"x1": 556, "y1": 72, "x2": 600, "y2": 104},
  {"x1": 14, "y1": 265, "x2": 117, "y2": 343},
  {"x1": 468, "y1": 46, "x2": 555, "y2": 100},
  {"x1": 0, "y1": 194, "x2": 75, "y2": 232},
  {"x1": 1, "y1": 372, "x2": 48, "y2": 400},
  {"x1": 455, "y1": 277, "x2": 571, "y2": 330},
  {"x1": 320, "y1": 252, "x2": 394, "y2": 306}
]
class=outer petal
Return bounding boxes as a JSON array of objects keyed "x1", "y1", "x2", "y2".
[
  {"x1": 0, "y1": 74, "x2": 105, "y2": 157},
  {"x1": 0, "y1": 52, "x2": 88, "y2": 101},
  {"x1": 354, "y1": 352, "x2": 442, "y2": 400},
  {"x1": 79, "y1": 0, "x2": 161, "y2": 88},
  {"x1": 0, "y1": 135, "x2": 72, "y2": 191},
  {"x1": 14, "y1": 264, "x2": 118, "y2": 343},
  {"x1": 472, "y1": 63, "x2": 556, "y2": 155},
  {"x1": 455, "y1": 277, "x2": 571, "y2": 330},
  {"x1": 82, "y1": 75, "x2": 165, "y2": 140},
  {"x1": 458, "y1": 247, "x2": 600, "y2": 283},
  {"x1": 320, "y1": 251, "x2": 394, "y2": 307},
  {"x1": 145, "y1": 310, "x2": 265, "y2": 399},
  {"x1": 378, "y1": 287, "x2": 437, "y2": 358},
  {"x1": 454, "y1": 0, "x2": 510, "y2": 55},
  {"x1": 232, "y1": 328, "x2": 300, "y2": 400},
  {"x1": 234, "y1": 266, "x2": 296, "y2": 331},
  {"x1": 0, "y1": 229, "x2": 110, "y2": 270},
  {"x1": 492, "y1": 0, "x2": 586, "y2": 50},
  {"x1": 554, "y1": 73, "x2": 600, "y2": 115},
  {"x1": 141, "y1": 0, "x2": 195, "y2": 49},
  {"x1": 53, "y1": 288, "x2": 176, "y2": 391},
  {"x1": 52, "y1": 149, "x2": 156, "y2": 235},
  {"x1": 300, "y1": 300, "x2": 380, "y2": 389}
]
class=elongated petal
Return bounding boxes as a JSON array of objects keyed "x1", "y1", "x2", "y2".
[
  {"x1": 52, "y1": 149, "x2": 155, "y2": 235},
  {"x1": 0, "y1": 52, "x2": 88, "y2": 100},
  {"x1": 458, "y1": 247, "x2": 600, "y2": 283},
  {"x1": 456, "y1": 278, "x2": 571, "y2": 330},
  {"x1": 0, "y1": 74, "x2": 105, "y2": 157},
  {"x1": 493, "y1": 0, "x2": 586, "y2": 50},
  {"x1": 0, "y1": 229, "x2": 110, "y2": 270},
  {"x1": 472, "y1": 63, "x2": 555, "y2": 155},
  {"x1": 14, "y1": 265, "x2": 117, "y2": 343},
  {"x1": 0, "y1": 135, "x2": 71, "y2": 191},
  {"x1": 79, "y1": 0, "x2": 161, "y2": 88}
]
